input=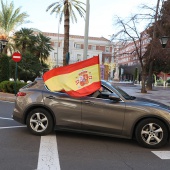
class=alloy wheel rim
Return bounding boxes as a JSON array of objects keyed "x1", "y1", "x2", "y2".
[
  {"x1": 30, "y1": 112, "x2": 48, "y2": 132},
  {"x1": 141, "y1": 123, "x2": 163, "y2": 145}
]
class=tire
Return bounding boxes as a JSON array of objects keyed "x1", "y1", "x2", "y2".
[
  {"x1": 135, "y1": 118, "x2": 168, "y2": 149},
  {"x1": 26, "y1": 108, "x2": 53, "y2": 136}
]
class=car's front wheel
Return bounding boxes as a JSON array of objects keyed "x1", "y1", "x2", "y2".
[
  {"x1": 135, "y1": 118, "x2": 168, "y2": 148},
  {"x1": 26, "y1": 108, "x2": 53, "y2": 136}
]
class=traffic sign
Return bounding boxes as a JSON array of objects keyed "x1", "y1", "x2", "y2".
[{"x1": 12, "y1": 52, "x2": 22, "y2": 62}]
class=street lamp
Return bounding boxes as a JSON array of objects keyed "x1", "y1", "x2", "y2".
[
  {"x1": 159, "y1": 36, "x2": 170, "y2": 87},
  {"x1": 159, "y1": 36, "x2": 169, "y2": 48},
  {"x1": 0, "y1": 39, "x2": 8, "y2": 53}
]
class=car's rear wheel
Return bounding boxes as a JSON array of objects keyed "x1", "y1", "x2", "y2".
[
  {"x1": 135, "y1": 118, "x2": 168, "y2": 148},
  {"x1": 26, "y1": 108, "x2": 53, "y2": 136}
]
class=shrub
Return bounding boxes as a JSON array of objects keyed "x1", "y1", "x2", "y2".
[
  {"x1": 166, "y1": 79, "x2": 170, "y2": 83},
  {"x1": 156, "y1": 79, "x2": 163, "y2": 83},
  {"x1": 0, "y1": 81, "x2": 27, "y2": 93},
  {"x1": 0, "y1": 55, "x2": 9, "y2": 82}
]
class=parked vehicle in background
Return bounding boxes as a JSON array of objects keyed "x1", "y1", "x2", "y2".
[{"x1": 13, "y1": 78, "x2": 170, "y2": 149}]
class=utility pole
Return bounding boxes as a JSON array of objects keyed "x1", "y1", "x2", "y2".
[{"x1": 83, "y1": 0, "x2": 90, "y2": 60}]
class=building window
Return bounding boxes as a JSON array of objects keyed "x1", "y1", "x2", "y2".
[
  {"x1": 105, "y1": 46, "x2": 110, "y2": 52},
  {"x1": 105, "y1": 57, "x2": 109, "y2": 63},
  {"x1": 91, "y1": 45, "x2": 96, "y2": 50},
  {"x1": 75, "y1": 44, "x2": 81, "y2": 49}
]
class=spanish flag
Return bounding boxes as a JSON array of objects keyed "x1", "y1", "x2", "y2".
[{"x1": 43, "y1": 56, "x2": 101, "y2": 97}]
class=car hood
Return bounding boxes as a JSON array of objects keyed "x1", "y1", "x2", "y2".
[{"x1": 132, "y1": 97, "x2": 170, "y2": 111}]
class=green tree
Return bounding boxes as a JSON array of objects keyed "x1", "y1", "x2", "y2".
[
  {"x1": 35, "y1": 33, "x2": 53, "y2": 64},
  {"x1": 13, "y1": 28, "x2": 36, "y2": 53},
  {"x1": 46, "y1": 0, "x2": 85, "y2": 66},
  {"x1": 9, "y1": 52, "x2": 49, "y2": 82},
  {"x1": 0, "y1": 0, "x2": 29, "y2": 53},
  {"x1": 0, "y1": 54, "x2": 9, "y2": 82},
  {"x1": 13, "y1": 28, "x2": 53, "y2": 64}
]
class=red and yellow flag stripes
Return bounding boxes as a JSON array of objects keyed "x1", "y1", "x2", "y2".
[{"x1": 43, "y1": 56, "x2": 101, "y2": 97}]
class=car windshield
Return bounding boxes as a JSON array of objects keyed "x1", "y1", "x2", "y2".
[{"x1": 114, "y1": 86, "x2": 133, "y2": 100}]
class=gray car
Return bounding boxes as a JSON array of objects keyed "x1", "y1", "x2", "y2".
[{"x1": 13, "y1": 78, "x2": 170, "y2": 149}]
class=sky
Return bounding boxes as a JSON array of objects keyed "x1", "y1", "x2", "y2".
[{"x1": 6, "y1": 0, "x2": 159, "y2": 39}]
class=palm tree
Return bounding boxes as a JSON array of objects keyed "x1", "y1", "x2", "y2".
[
  {"x1": 0, "y1": 0, "x2": 29, "y2": 53},
  {"x1": 13, "y1": 28, "x2": 35, "y2": 53},
  {"x1": 0, "y1": 0, "x2": 29, "y2": 36},
  {"x1": 35, "y1": 33, "x2": 54, "y2": 63},
  {"x1": 46, "y1": 0, "x2": 85, "y2": 66},
  {"x1": 13, "y1": 28, "x2": 53, "y2": 64}
]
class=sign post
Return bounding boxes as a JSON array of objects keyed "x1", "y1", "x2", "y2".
[{"x1": 12, "y1": 52, "x2": 22, "y2": 95}]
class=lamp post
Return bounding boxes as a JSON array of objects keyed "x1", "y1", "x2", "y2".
[
  {"x1": 0, "y1": 39, "x2": 8, "y2": 53},
  {"x1": 83, "y1": 0, "x2": 90, "y2": 60},
  {"x1": 159, "y1": 36, "x2": 169, "y2": 48},
  {"x1": 159, "y1": 36, "x2": 170, "y2": 87}
]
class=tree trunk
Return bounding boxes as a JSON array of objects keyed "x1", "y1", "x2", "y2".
[
  {"x1": 141, "y1": 69, "x2": 147, "y2": 93},
  {"x1": 63, "y1": 0, "x2": 69, "y2": 66},
  {"x1": 146, "y1": 61, "x2": 153, "y2": 90}
]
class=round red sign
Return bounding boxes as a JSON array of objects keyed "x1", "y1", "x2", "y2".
[{"x1": 12, "y1": 52, "x2": 22, "y2": 62}]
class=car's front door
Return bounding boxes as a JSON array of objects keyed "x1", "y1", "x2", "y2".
[
  {"x1": 82, "y1": 87, "x2": 125, "y2": 135},
  {"x1": 43, "y1": 90, "x2": 81, "y2": 129}
]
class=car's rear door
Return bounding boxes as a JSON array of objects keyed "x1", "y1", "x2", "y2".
[{"x1": 43, "y1": 90, "x2": 81, "y2": 129}]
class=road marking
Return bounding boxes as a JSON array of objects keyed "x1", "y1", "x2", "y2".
[
  {"x1": 0, "y1": 117, "x2": 13, "y2": 120},
  {"x1": 152, "y1": 151, "x2": 170, "y2": 159},
  {"x1": 0, "y1": 126, "x2": 26, "y2": 129},
  {"x1": 37, "y1": 135, "x2": 60, "y2": 170},
  {"x1": 0, "y1": 100, "x2": 14, "y2": 103}
]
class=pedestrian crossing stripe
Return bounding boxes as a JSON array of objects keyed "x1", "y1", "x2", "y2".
[{"x1": 152, "y1": 151, "x2": 170, "y2": 159}]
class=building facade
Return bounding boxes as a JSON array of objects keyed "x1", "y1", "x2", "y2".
[
  {"x1": 42, "y1": 32, "x2": 113, "y2": 69},
  {"x1": 113, "y1": 32, "x2": 149, "y2": 81}
]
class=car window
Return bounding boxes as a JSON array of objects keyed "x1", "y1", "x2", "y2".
[
  {"x1": 103, "y1": 81, "x2": 132, "y2": 100},
  {"x1": 91, "y1": 86, "x2": 119, "y2": 99}
]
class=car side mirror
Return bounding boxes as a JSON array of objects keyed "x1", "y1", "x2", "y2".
[{"x1": 109, "y1": 93, "x2": 121, "y2": 101}]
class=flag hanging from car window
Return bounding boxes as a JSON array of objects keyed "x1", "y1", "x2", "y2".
[{"x1": 43, "y1": 56, "x2": 101, "y2": 97}]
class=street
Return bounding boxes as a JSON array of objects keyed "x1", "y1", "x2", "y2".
[{"x1": 1, "y1": 100, "x2": 170, "y2": 170}]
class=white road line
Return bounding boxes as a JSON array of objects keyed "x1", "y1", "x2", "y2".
[
  {"x1": 37, "y1": 135, "x2": 60, "y2": 170},
  {"x1": 152, "y1": 151, "x2": 170, "y2": 159},
  {"x1": 0, "y1": 100, "x2": 14, "y2": 103},
  {"x1": 0, "y1": 117, "x2": 13, "y2": 120},
  {"x1": 0, "y1": 126, "x2": 26, "y2": 129}
]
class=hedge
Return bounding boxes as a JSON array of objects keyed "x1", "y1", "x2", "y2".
[{"x1": 0, "y1": 81, "x2": 27, "y2": 94}]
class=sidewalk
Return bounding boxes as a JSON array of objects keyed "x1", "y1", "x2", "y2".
[
  {"x1": 119, "y1": 85, "x2": 170, "y2": 106},
  {"x1": 0, "y1": 92, "x2": 16, "y2": 102},
  {"x1": 0, "y1": 85, "x2": 170, "y2": 106}
]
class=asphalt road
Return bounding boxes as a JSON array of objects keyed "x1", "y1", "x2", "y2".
[{"x1": 1, "y1": 101, "x2": 170, "y2": 170}]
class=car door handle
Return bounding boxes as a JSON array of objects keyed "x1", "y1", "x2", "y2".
[
  {"x1": 83, "y1": 100, "x2": 94, "y2": 105},
  {"x1": 46, "y1": 96, "x2": 55, "y2": 99}
]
